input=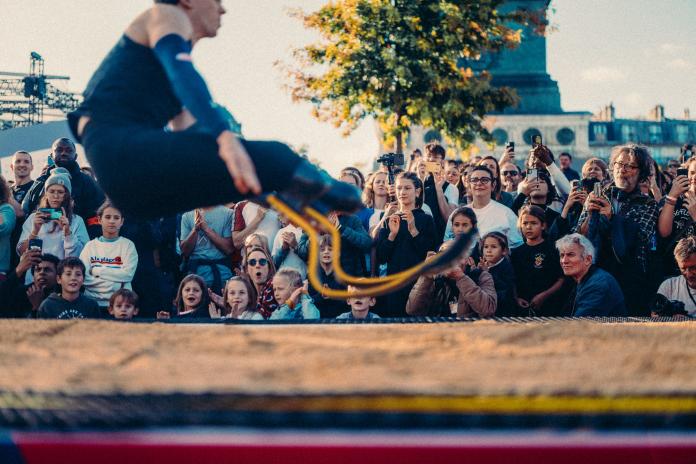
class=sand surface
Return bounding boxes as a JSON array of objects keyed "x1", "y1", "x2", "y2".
[{"x1": 1, "y1": 320, "x2": 695, "y2": 396}]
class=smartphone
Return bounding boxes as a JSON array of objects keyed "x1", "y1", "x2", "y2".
[
  {"x1": 28, "y1": 238, "x2": 43, "y2": 252},
  {"x1": 424, "y1": 161, "x2": 441, "y2": 174},
  {"x1": 506, "y1": 141, "x2": 515, "y2": 151},
  {"x1": 593, "y1": 181, "x2": 602, "y2": 197},
  {"x1": 570, "y1": 180, "x2": 581, "y2": 191},
  {"x1": 526, "y1": 168, "x2": 538, "y2": 180},
  {"x1": 677, "y1": 168, "x2": 688, "y2": 177},
  {"x1": 532, "y1": 134, "x2": 542, "y2": 148},
  {"x1": 38, "y1": 208, "x2": 62, "y2": 220}
]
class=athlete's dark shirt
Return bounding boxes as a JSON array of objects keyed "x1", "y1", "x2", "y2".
[{"x1": 69, "y1": 35, "x2": 181, "y2": 140}]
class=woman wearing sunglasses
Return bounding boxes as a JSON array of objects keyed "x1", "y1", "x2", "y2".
[{"x1": 243, "y1": 246, "x2": 278, "y2": 319}]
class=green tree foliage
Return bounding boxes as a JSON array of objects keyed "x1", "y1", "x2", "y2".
[{"x1": 281, "y1": 0, "x2": 546, "y2": 152}]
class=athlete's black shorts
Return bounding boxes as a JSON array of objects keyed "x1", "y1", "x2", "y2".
[{"x1": 81, "y1": 121, "x2": 303, "y2": 219}]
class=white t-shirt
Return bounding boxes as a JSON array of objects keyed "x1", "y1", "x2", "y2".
[
  {"x1": 657, "y1": 276, "x2": 696, "y2": 316},
  {"x1": 443, "y1": 200, "x2": 523, "y2": 248},
  {"x1": 242, "y1": 202, "x2": 281, "y2": 247}
]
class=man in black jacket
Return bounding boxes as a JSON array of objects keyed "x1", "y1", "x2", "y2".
[{"x1": 22, "y1": 138, "x2": 105, "y2": 238}]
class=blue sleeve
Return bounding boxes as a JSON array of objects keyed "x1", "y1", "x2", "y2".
[{"x1": 153, "y1": 33, "x2": 229, "y2": 137}]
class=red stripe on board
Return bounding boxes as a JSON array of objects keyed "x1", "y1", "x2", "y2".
[{"x1": 13, "y1": 434, "x2": 696, "y2": 464}]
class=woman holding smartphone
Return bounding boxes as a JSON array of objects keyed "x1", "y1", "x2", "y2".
[
  {"x1": 376, "y1": 172, "x2": 437, "y2": 317},
  {"x1": 17, "y1": 171, "x2": 89, "y2": 262},
  {"x1": 657, "y1": 157, "x2": 696, "y2": 276}
]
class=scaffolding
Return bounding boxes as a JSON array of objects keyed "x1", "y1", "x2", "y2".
[{"x1": 0, "y1": 52, "x2": 81, "y2": 130}]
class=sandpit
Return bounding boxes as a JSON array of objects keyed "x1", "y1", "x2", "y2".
[{"x1": 1, "y1": 319, "x2": 694, "y2": 397}]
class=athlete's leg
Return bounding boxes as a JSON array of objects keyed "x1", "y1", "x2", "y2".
[{"x1": 82, "y1": 123, "x2": 305, "y2": 219}]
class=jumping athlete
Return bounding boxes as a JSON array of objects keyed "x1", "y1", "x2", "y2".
[{"x1": 68, "y1": 0, "x2": 360, "y2": 220}]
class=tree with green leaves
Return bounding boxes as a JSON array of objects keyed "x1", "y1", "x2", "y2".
[{"x1": 281, "y1": 0, "x2": 545, "y2": 152}]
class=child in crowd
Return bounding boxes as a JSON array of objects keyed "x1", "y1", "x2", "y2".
[
  {"x1": 448, "y1": 206, "x2": 481, "y2": 263},
  {"x1": 337, "y1": 285, "x2": 380, "y2": 320},
  {"x1": 37, "y1": 257, "x2": 100, "y2": 319},
  {"x1": 479, "y1": 231, "x2": 520, "y2": 317},
  {"x1": 157, "y1": 274, "x2": 211, "y2": 319},
  {"x1": 309, "y1": 234, "x2": 347, "y2": 318},
  {"x1": 512, "y1": 205, "x2": 565, "y2": 316},
  {"x1": 217, "y1": 276, "x2": 263, "y2": 320},
  {"x1": 107, "y1": 288, "x2": 140, "y2": 320},
  {"x1": 80, "y1": 202, "x2": 138, "y2": 310},
  {"x1": 269, "y1": 269, "x2": 320, "y2": 320}
]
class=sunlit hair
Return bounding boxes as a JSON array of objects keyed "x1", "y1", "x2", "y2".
[
  {"x1": 362, "y1": 171, "x2": 388, "y2": 208},
  {"x1": 319, "y1": 233, "x2": 332, "y2": 249},
  {"x1": 222, "y1": 275, "x2": 258, "y2": 316},
  {"x1": 674, "y1": 236, "x2": 696, "y2": 264},
  {"x1": 274, "y1": 268, "x2": 303, "y2": 289},
  {"x1": 395, "y1": 171, "x2": 424, "y2": 207},
  {"x1": 424, "y1": 142, "x2": 446, "y2": 160},
  {"x1": 243, "y1": 233, "x2": 270, "y2": 255},
  {"x1": 581, "y1": 157, "x2": 608, "y2": 181},
  {"x1": 555, "y1": 233, "x2": 595, "y2": 263},
  {"x1": 340, "y1": 167, "x2": 365, "y2": 190},
  {"x1": 174, "y1": 274, "x2": 209, "y2": 315},
  {"x1": 97, "y1": 200, "x2": 122, "y2": 218},
  {"x1": 609, "y1": 144, "x2": 652, "y2": 182}
]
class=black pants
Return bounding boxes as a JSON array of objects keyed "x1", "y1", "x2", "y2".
[{"x1": 82, "y1": 122, "x2": 303, "y2": 220}]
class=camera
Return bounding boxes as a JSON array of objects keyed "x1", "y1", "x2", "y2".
[
  {"x1": 677, "y1": 168, "x2": 688, "y2": 177},
  {"x1": 651, "y1": 294, "x2": 689, "y2": 318},
  {"x1": 376, "y1": 152, "x2": 404, "y2": 167}
]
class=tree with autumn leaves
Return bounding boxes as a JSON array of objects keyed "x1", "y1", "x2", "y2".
[{"x1": 281, "y1": 0, "x2": 546, "y2": 152}]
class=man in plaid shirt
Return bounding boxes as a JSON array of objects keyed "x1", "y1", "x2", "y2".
[{"x1": 575, "y1": 145, "x2": 658, "y2": 316}]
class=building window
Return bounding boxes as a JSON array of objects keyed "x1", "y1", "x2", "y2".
[
  {"x1": 491, "y1": 128, "x2": 508, "y2": 146},
  {"x1": 676, "y1": 125, "x2": 689, "y2": 144},
  {"x1": 556, "y1": 127, "x2": 575, "y2": 145},
  {"x1": 593, "y1": 124, "x2": 607, "y2": 143},
  {"x1": 523, "y1": 128, "x2": 542, "y2": 146},
  {"x1": 621, "y1": 124, "x2": 637, "y2": 143},
  {"x1": 649, "y1": 125, "x2": 662, "y2": 144},
  {"x1": 423, "y1": 129, "x2": 442, "y2": 144}
]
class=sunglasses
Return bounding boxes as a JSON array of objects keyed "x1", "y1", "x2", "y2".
[
  {"x1": 248, "y1": 258, "x2": 268, "y2": 267},
  {"x1": 502, "y1": 170, "x2": 518, "y2": 177}
]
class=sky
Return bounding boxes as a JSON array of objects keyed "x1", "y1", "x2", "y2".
[{"x1": 1, "y1": 0, "x2": 695, "y2": 177}]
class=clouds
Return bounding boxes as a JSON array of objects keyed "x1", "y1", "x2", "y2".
[{"x1": 580, "y1": 66, "x2": 627, "y2": 83}]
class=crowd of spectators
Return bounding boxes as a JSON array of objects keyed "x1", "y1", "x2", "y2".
[{"x1": 1, "y1": 137, "x2": 695, "y2": 321}]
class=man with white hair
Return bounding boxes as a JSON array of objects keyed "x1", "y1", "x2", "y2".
[{"x1": 556, "y1": 233, "x2": 626, "y2": 317}]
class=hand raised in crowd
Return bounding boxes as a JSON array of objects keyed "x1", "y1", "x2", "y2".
[
  {"x1": 561, "y1": 188, "x2": 588, "y2": 218},
  {"x1": 288, "y1": 282, "x2": 308, "y2": 307},
  {"x1": 281, "y1": 231, "x2": 298, "y2": 250},
  {"x1": 386, "y1": 183, "x2": 396, "y2": 200},
  {"x1": 208, "y1": 302, "x2": 221, "y2": 318},
  {"x1": 387, "y1": 214, "x2": 401, "y2": 239},
  {"x1": 443, "y1": 265, "x2": 465, "y2": 280},
  {"x1": 194, "y1": 209, "x2": 209, "y2": 232},
  {"x1": 528, "y1": 144, "x2": 554, "y2": 168},
  {"x1": 207, "y1": 288, "x2": 224, "y2": 308},
  {"x1": 586, "y1": 192, "x2": 612, "y2": 220},
  {"x1": 57, "y1": 208, "x2": 70, "y2": 236},
  {"x1": 327, "y1": 212, "x2": 340, "y2": 228},
  {"x1": 16, "y1": 248, "x2": 42, "y2": 278},
  {"x1": 217, "y1": 130, "x2": 261, "y2": 195},
  {"x1": 32, "y1": 210, "x2": 49, "y2": 234},
  {"x1": 499, "y1": 145, "x2": 515, "y2": 166},
  {"x1": 683, "y1": 192, "x2": 696, "y2": 221},
  {"x1": 399, "y1": 210, "x2": 418, "y2": 237},
  {"x1": 26, "y1": 283, "x2": 45, "y2": 311},
  {"x1": 156, "y1": 310, "x2": 171, "y2": 319},
  {"x1": 519, "y1": 176, "x2": 541, "y2": 197},
  {"x1": 668, "y1": 173, "x2": 689, "y2": 198}
]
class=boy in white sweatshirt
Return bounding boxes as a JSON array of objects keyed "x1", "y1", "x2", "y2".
[{"x1": 80, "y1": 202, "x2": 138, "y2": 309}]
